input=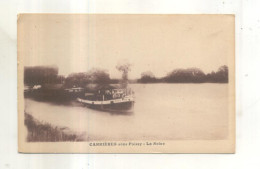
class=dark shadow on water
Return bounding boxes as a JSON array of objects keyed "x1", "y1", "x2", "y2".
[
  {"x1": 25, "y1": 95, "x2": 134, "y2": 116},
  {"x1": 25, "y1": 95, "x2": 81, "y2": 107}
]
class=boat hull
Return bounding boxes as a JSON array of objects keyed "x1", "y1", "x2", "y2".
[
  {"x1": 77, "y1": 97, "x2": 134, "y2": 112},
  {"x1": 87, "y1": 101, "x2": 134, "y2": 111}
]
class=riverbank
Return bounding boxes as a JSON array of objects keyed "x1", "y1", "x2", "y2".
[{"x1": 24, "y1": 113, "x2": 86, "y2": 142}]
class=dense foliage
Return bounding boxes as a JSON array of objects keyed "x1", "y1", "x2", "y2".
[
  {"x1": 24, "y1": 65, "x2": 229, "y2": 87},
  {"x1": 138, "y1": 65, "x2": 228, "y2": 83},
  {"x1": 24, "y1": 66, "x2": 64, "y2": 85},
  {"x1": 65, "y1": 68, "x2": 111, "y2": 87}
]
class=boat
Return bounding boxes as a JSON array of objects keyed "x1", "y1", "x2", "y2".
[
  {"x1": 77, "y1": 87, "x2": 135, "y2": 112},
  {"x1": 64, "y1": 87, "x2": 84, "y2": 93}
]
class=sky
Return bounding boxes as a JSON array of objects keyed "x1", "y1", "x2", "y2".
[{"x1": 19, "y1": 14, "x2": 234, "y2": 78}]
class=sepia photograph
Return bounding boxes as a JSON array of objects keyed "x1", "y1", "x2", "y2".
[{"x1": 18, "y1": 14, "x2": 235, "y2": 153}]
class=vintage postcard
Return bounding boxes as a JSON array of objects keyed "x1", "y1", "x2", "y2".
[{"x1": 18, "y1": 14, "x2": 235, "y2": 153}]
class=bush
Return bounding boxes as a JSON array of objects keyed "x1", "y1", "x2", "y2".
[{"x1": 24, "y1": 113, "x2": 86, "y2": 142}]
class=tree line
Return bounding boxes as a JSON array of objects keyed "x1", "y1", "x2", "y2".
[
  {"x1": 24, "y1": 66, "x2": 65, "y2": 85},
  {"x1": 24, "y1": 65, "x2": 228, "y2": 87},
  {"x1": 138, "y1": 65, "x2": 228, "y2": 83}
]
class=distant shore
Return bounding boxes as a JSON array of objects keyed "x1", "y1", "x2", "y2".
[{"x1": 24, "y1": 65, "x2": 228, "y2": 88}]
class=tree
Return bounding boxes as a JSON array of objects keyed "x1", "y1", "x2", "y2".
[
  {"x1": 139, "y1": 71, "x2": 157, "y2": 83},
  {"x1": 165, "y1": 68, "x2": 206, "y2": 83},
  {"x1": 65, "y1": 72, "x2": 87, "y2": 87},
  {"x1": 215, "y1": 65, "x2": 228, "y2": 82},
  {"x1": 65, "y1": 68, "x2": 110, "y2": 87},
  {"x1": 116, "y1": 61, "x2": 132, "y2": 88},
  {"x1": 24, "y1": 66, "x2": 59, "y2": 85},
  {"x1": 206, "y1": 65, "x2": 228, "y2": 83},
  {"x1": 88, "y1": 68, "x2": 111, "y2": 84}
]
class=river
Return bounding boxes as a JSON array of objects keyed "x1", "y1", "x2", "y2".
[{"x1": 24, "y1": 83, "x2": 229, "y2": 141}]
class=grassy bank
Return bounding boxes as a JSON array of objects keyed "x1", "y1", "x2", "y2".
[{"x1": 24, "y1": 113, "x2": 86, "y2": 142}]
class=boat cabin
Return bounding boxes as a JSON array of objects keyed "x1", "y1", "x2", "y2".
[
  {"x1": 84, "y1": 88, "x2": 134, "y2": 101},
  {"x1": 65, "y1": 87, "x2": 84, "y2": 93}
]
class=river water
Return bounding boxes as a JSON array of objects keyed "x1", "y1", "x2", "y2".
[{"x1": 25, "y1": 83, "x2": 229, "y2": 141}]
